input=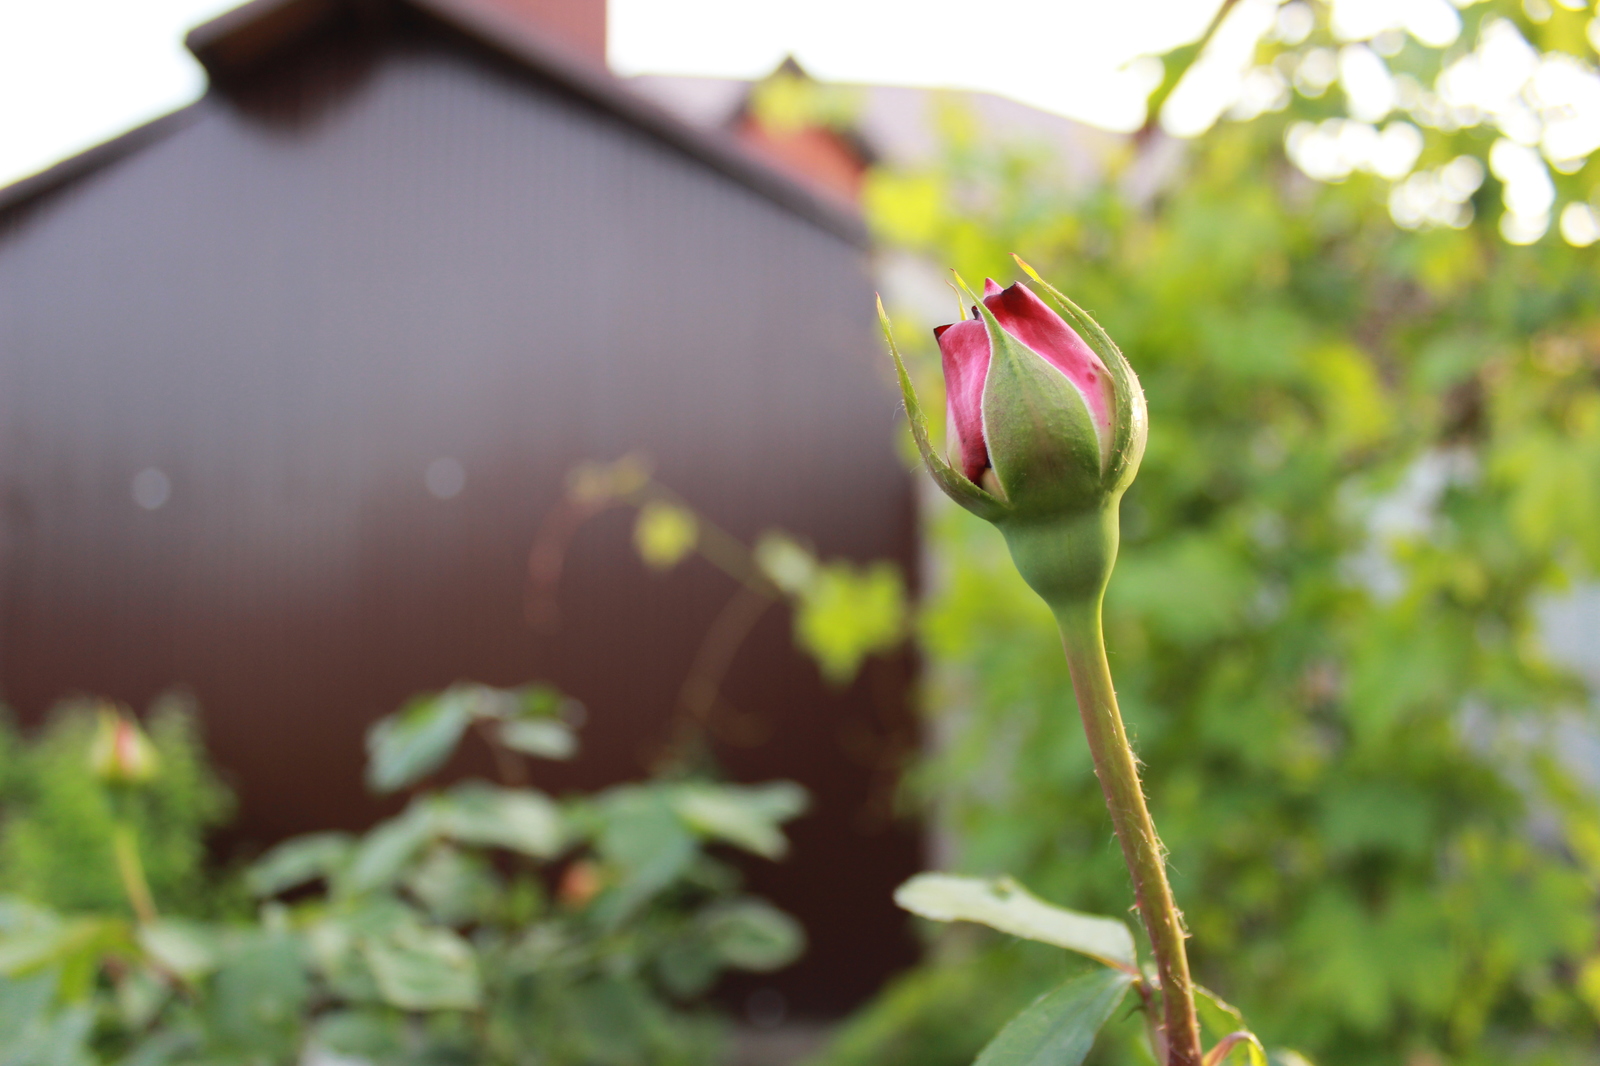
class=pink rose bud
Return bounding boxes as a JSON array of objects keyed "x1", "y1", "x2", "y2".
[
  {"x1": 879, "y1": 260, "x2": 1147, "y2": 607},
  {"x1": 90, "y1": 707, "x2": 160, "y2": 786},
  {"x1": 934, "y1": 278, "x2": 1117, "y2": 491}
]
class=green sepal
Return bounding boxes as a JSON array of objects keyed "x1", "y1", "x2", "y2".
[
  {"x1": 877, "y1": 296, "x2": 1010, "y2": 523},
  {"x1": 1012, "y1": 256, "x2": 1147, "y2": 493},
  {"x1": 965, "y1": 284, "x2": 1104, "y2": 520}
]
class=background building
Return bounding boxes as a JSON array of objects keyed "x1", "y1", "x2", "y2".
[{"x1": 0, "y1": 0, "x2": 917, "y2": 1016}]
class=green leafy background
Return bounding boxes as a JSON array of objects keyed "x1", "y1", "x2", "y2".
[
  {"x1": 0, "y1": 687, "x2": 808, "y2": 1066},
  {"x1": 824, "y1": 3, "x2": 1600, "y2": 1062}
]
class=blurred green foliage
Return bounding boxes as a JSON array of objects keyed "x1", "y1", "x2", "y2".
[
  {"x1": 747, "y1": 62, "x2": 864, "y2": 136},
  {"x1": 832, "y1": 16, "x2": 1600, "y2": 1063},
  {"x1": 0, "y1": 685, "x2": 806, "y2": 1066},
  {"x1": 0, "y1": 697, "x2": 233, "y2": 919},
  {"x1": 754, "y1": 531, "x2": 908, "y2": 686},
  {"x1": 567, "y1": 455, "x2": 910, "y2": 691}
]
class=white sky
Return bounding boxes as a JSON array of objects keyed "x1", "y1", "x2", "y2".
[
  {"x1": 0, "y1": 0, "x2": 1223, "y2": 191},
  {"x1": 608, "y1": 0, "x2": 1223, "y2": 121}
]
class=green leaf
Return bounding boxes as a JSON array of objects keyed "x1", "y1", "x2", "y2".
[
  {"x1": 0, "y1": 897, "x2": 52, "y2": 936},
  {"x1": 972, "y1": 968, "x2": 1133, "y2": 1066},
  {"x1": 343, "y1": 809, "x2": 435, "y2": 895},
  {"x1": 432, "y1": 783, "x2": 566, "y2": 857},
  {"x1": 305, "y1": 911, "x2": 386, "y2": 1002},
  {"x1": 114, "y1": 967, "x2": 170, "y2": 1031},
  {"x1": 403, "y1": 844, "x2": 498, "y2": 926},
  {"x1": 792, "y1": 561, "x2": 908, "y2": 685},
  {"x1": 343, "y1": 786, "x2": 563, "y2": 897},
  {"x1": 0, "y1": 904, "x2": 73, "y2": 976},
  {"x1": 137, "y1": 919, "x2": 218, "y2": 981},
  {"x1": 654, "y1": 938, "x2": 721, "y2": 999},
  {"x1": 1195, "y1": 984, "x2": 1246, "y2": 1039},
  {"x1": 594, "y1": 788, "x2": 697, "y2": 923},
  {"x1": 510, "y1": 683, "x2": 571, "y2": 719},
  {"x1": 362, "y1": 924, "x2": 481, "y2": 1011},
  {"x1": 0, "y1": 973, "x2": 58, "y2": 1049},
  {"x1": 894, "y1": 874, "x2": 1137, "y2": 971},
  {"x1": 120, "y1": 1028, "x2": 200, "y2": 1066},
  {"x1": 206, "y1": 931, "x2": 310, "y2": 1049},
  {"x1": 753, "y1": 533, "x2": 910, "y2": 684},
  {"x1": 672, "y1": 781, "x2": 807, "y2": 859},
  {"x1": 0, "y1": 991, "x2": 95, "y2": 1066},
  {"x1": 700, "y1": 899, "x2": 805, "y2": 972},
  {"x1": 0, "y1": 907, "x2": 130, "y2": 997},
  {"x1": 634, "y1": 501, "x2": 699, "y2": 569},
  {"x1": 246, "y1": 832, "x2": 354, "y2": 897},
  {"x1": 365, "y1": 691, "x2": 474, "y2": 793},
  {"x1": 496, "y1": 718, "x2": 577, "y2": 761},
  {"x1": 312, "y1": 1008, "x2": 405, "y2": 1060},
  {"x1": 1195, "y1": 987, "x2": 1269, "y2": 1066}
]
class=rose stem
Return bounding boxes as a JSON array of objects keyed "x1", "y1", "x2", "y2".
[
  {"x1": 1054, "y1": 597, "x2": 1202, "y2": 1066},
  {"x1": 112, "y1": 820, "x2": 158, "y2": 926}
]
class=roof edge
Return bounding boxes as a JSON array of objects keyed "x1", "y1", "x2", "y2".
[
  {"x1": 186, "y1": 0, "x2": 348, "y2": 77},
  {"x1": 407, "y1": 0, "x2": 867, "y2": 246},
  {"x1": 0, "y1": 106, "x2": 207, "y2": 219},
  {"x1": 3, "y1": 0, "x2": 867, "y2": 245}
]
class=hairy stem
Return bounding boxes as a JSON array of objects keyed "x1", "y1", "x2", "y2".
[
  {"x1": 1055, "y1": 599, "x2": 1201, "y2": 1066},
  {"x1": 112, "y1": 820, "x2": 158, "y2": 926}
]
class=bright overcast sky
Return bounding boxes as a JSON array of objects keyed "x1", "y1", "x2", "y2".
[{"x1": 0, "y1": 0, "x2": 1223, "y2": 190}]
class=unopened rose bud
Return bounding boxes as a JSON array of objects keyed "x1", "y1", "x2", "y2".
[
  {"x1": 880, "y1": 261, "x2": 1146, "y2": 608},
  {"x1": 90, "y1": 707, "x2": 160, "y2": 786}
]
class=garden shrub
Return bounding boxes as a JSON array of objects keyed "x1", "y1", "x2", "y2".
[{"x1": 831, "y1": 78, "x2": 1600, "y2": 1066}]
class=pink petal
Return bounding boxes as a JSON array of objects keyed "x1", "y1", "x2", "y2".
[
  {"x1": 933, "y1": 316, "x2": 992, "y2": 483},
  {"x1": 984, "y1": 282, "x2": 1113, "y2": 432}
]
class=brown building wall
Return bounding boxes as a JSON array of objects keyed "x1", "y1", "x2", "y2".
[{"x1": 0, "y1": 8, "x2": 918, "y2": 1014}]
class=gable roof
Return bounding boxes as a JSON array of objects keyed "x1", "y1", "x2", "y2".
[{"x1": 0, "y1": 0, "x2": 866, "y2": 245}]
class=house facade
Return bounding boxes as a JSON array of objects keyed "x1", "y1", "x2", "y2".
[{"x1": 0, "y1": 0, "x2": 917, "y2": 1013}]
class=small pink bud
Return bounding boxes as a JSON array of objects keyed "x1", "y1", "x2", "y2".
[{"x1": 90, "y1": 707, "x2": 159, "y2": 785}]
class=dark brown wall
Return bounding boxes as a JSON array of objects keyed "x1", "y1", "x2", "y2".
[{"x1": 0, "y1": 12, "x2": 918, "y2": 1014}]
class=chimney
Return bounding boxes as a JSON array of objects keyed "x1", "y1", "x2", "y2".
[{"x1": 480, "y1": 0, "x2": 607, "y2": 65}]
